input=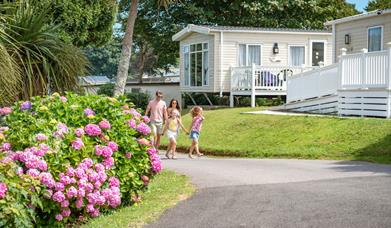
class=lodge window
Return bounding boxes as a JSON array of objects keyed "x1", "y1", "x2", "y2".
[
  {"x1": 183, "y1": 43, "x2": 209, "y2": 86},
  {"x1": 238, "y1": 44, "x2": 261, "y2": 66},
  {"x1": 368, "y1": 26, "x2": 383, "y2": 52}
]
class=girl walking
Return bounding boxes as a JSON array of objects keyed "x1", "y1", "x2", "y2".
[
  {"x1": 162, "y1": 108, "x2": 188, "y2": 159},
  {"x1": 188, "y1": 106, "x2": 204, "y2": 159}
]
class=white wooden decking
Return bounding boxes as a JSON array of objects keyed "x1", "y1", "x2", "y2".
[
  {"x1": 281, "y1": 44, "x2": 391, "y2": 118},
  {"x1": 230, "y1": 65, "x2": 315, "y2": 107}
]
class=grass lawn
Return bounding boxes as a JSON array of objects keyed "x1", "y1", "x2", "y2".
[
  {"x1": 82, "y1": 170, "x2": 195, "y2": 228},
  {"x1": 163, "y1": 107, "x2": 391, "y2": 164}
]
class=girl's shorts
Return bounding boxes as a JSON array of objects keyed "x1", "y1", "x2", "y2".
[
  {"x1": 167, "y1": 130, "x2": 178, "y2": 140},
  {"x1": 189, "y1": 131, "x2": 200, "y2": 140}
]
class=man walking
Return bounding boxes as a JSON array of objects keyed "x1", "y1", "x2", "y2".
[{"x1": 145, "y1": 90, "x2": 167, "y2": 149}]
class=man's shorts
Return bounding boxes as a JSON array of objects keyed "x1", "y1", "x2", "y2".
[{"x1": 150, "y1": 121, "x2": 163, "y2": 136}]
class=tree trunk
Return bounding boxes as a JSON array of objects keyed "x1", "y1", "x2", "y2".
[
  {"x1": 114, "y1": 0, "x2": 138, "y2": 96},
  {"x1": 138, "y1": 42, "x2": 146, "y2": 84}
]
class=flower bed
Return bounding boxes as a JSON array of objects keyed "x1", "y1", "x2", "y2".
[{"x1": 0, "y1": 93, "x2": 161, "y2": 226}]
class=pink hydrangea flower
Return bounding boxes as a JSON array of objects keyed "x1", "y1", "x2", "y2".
[
  {"x1": 143, "y1": 116, "x2": 150, "y2": 123},
  {"x1": 125, "y1": 152, "x2": 132, "y2": 159},
  {"x1": 35, "y1": 133, "x2": 48, "y2": 141},
  {"x1": 101, "y1": 146, "x2": 113, "y2": 158},
  {"x1": 27, "y1": 169, "x2": 40, "y2": 177},
  {"x1": 95, "y1": 163, "x2": 105, "y2": 172},
  {"x1": 0, "y1": 107, "x2": 12, "y2": 115},
  {"x1": 136, "y1": 122, "x2": 151, "y2": 135},
  {"x1": 103, "y1": 157, "x2": 114, "y2": 169},
  {"x1": 137, "y1": 138, "x2": 150, "y2": 146},
  {"x1": 61, "y1": 208, "x2": 71, "y2": 217},
  {"x1": 0, "y1": 183, "x2": 8, "y2": 199},
  {"x1": 1, "y1": 142, "x2": 11, "y2": 151},
  {"x1": 55, "y1": 182, "x2": 65, "y2": 192},
  {"x1": 71, "y1": 138, "x2": 84, "y2": 150},
  {"x1": 76, "y1": 198, "x2": 84, "y2": 208},
  {"x1": 130, "y1": 108, "x2": 141, "y2": 118},
  {"x1": 77, "y1": 188, "x2": 86, "y2": 198},
  {"x1": 52, "y1": 191, "x2": 66, "y2": 203},
  {"x1": 123, "y1": 109, "x2": 131, "y2": 115},
  {"x1": 147, "y1": 148, "x2": 162, "y2": 173},
  {"x1": 84, "y1": 108, "x2": 95, "y2": 117},
  {"x1": 98, "y1": 171, "x2": 107, "y2": 183},
  {"x1": 55, "y1": 214, "x2": 63, "y2": 221},
  {"x1": 99, "y1": 119, "x2": 111, "y2": 129},
  {"x1": 66, "y1": 186, "x2": 78, "y2": 199},
  {"x1": 61, "y1": 199, "x2": 70, "y2": 208},
  {"x1": 109, "y1": 176, "x2": 120, "y2": 188},
  {"x1": 82, "y1": 158, "x2": 93, "y2": 168},
  {"x1": 128, "y1": 119, "x2": 136, "y2": 129},
  {"x1": 91, "y1": 208, "x2": 100, "y2": 217},
  {"x1": 86, "y1": 204, "x2": 95, "y2": 213},
  {"x1": 107, "y1": 141, "x2": 118, "y2": 152},
  {"x1": 75, "y1": 128, "x2": 85, "y2": 137},
  {"x1": 85, "y1": 124, "x2": 101, "y2": 136},
  {"x1": 60, "y1": 96, "x2": 67, "y2": 102},
  {"x1": 40, "y1": 172, "x2": 55, "y2": 188}
]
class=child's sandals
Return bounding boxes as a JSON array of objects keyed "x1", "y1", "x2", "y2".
[
  {"x1": 165, "y1": 151, "x2": 170, "y2": 159},
  {"x1": 197, "y1": 153, "x2": 204, "y2": 157}
]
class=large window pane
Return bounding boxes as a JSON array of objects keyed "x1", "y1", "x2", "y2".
[
  {"x1": 239, "y1": 44, "x2": 247, "y2": 66},
  {"x1": 190, "y1": 53, "x2": 196, "y2": 86},
  {"x1": 368, "y1": 27, "x2": 382, "y2": 52},
  {"x1": 184, "y1": 52, "x2": 189, "y2": 85},
  {"x1": 203, "y1": 50, "x2": 209, "y2": 85},
  {"x1": 248, "y1": 45, "x2": 261, "y2": 65},
  {"x1": 196, "y1": 52, "x2": 202, "y2": 86},
  {"x1": 289, "y1": 46, "x2": 305, "y2": 66}
]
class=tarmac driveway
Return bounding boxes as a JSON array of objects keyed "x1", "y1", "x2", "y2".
[{"x1": 147, "y1": 154, "x2": 391, "y2": 228}]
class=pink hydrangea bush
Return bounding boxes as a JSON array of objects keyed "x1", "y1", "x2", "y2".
[{"x1": 0, "y1": 93, "x2": 161, "y2": 226}]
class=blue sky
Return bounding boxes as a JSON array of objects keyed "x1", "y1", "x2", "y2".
[{"x1": 347, "y1": 0, "x2": 370, "y2": 12}]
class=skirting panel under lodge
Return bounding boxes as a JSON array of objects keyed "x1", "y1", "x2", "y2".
[{"x1": 338, "y1": 90, "x2": 391, "y2": 118}]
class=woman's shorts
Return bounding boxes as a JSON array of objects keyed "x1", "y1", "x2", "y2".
[
  {"x1": 167, "y1": 130, "x2": 178, "y2": 140},
  {"x1": 189, "y1": 131, "x2": 200, "y2": 141}
]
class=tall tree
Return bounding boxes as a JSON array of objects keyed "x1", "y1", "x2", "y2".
[
  {"x1": 365, "y1": 0, "x2": 391, "y2": 11},
  {"x1": 34, "y1": 0, "x2": 118, "y2": 47},
  {"x1": 114, "y1": 0, "x2": 176, "y2": 96}
]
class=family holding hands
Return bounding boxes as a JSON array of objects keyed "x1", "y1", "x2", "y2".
[{"x1": 145, "y1": 90, "x2": 204, "y2": 159}]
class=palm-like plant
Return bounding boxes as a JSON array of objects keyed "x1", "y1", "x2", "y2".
[{"x1": 0, "y1": 0, "x2": 89, "y2": 106}]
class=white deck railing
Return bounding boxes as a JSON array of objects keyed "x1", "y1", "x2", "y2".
[
  {"x1": 340, "y1": 50, "x2": 391, "y2": 89},
  {"x1": 287, "y1": 64, "x2": 339, "y2": 103},
  {"x1": 231, "y1": 65, "x2": 315, "y2": 92}
]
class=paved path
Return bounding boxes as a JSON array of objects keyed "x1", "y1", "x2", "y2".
[{"x1": 147, "y1": 154, "x2": 391, "y2": 228}]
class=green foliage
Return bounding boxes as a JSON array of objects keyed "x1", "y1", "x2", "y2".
[
  {"x1": 183, "y1": 93, "x2": 229, "y2": 107},
  {"x1": 0, "y1": 0, "x2": 89, "y2": 106},
  {"x1": 84, "y1": 39, "x2": 122, "y2": 78},
  {"x1": 126, "y1": 93, "x2": 151, "y2": 111},
  {"x1": 365, "y1": 0, "x2": 391, "y2": 11},
  {"x1": 0, "y1": 160, "x2": 43, "y2": 228},
  {"x1": 255, "y1": 97, "x2": 284, "y2": 107},
  {"x1": 35, "y1": 0, "x2": 118, "y2": 46},
  {"x1": 0, "y1": 93, "x2": 160, "y2": 226},
  {"x1": 97, "y1": 84, "x2": 115, "y2": 97}
]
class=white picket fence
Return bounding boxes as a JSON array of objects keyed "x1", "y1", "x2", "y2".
[
  {"x1": 340, "y1": 50, "x2": 390, "y2": 89},
  {"x1": 287, "y1": 64, "x2": 339, "y2": 103}
]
